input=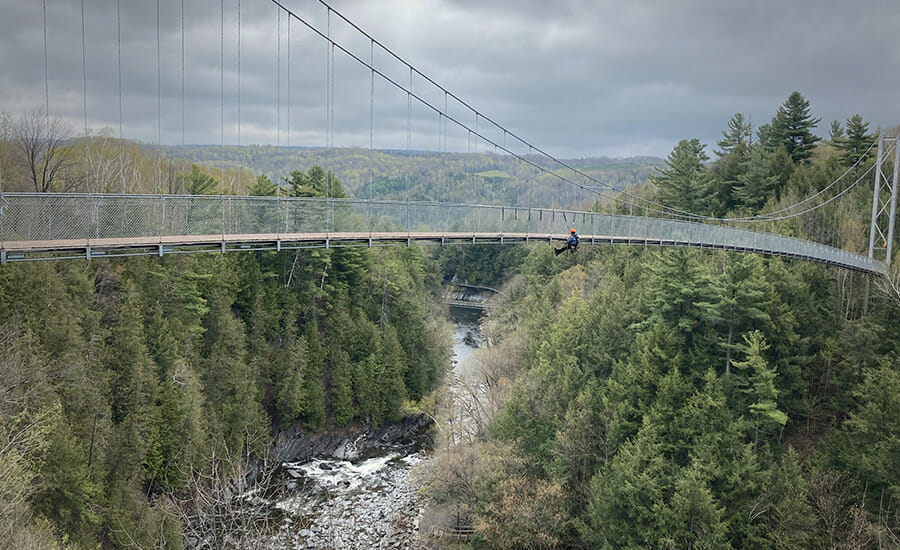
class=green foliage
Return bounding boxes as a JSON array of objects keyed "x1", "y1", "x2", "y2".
[
  {"x1": 457, "y1": 221, "x2": 897, "y2": 547},
  {"x1": 709, "y1": 141, "x2": 748, "y2": 216},
  {"x1": 283, "y1": 165, "x2": 346, "y2": 198},
  {"x1": 183, "y1": 164, "x2": 219, "y2": 195},
  {"x1": 165, "y1": 144, "x2": 660, "y2": 208},
  {"x1": 645, "y1": 248, "x2": 715, "y2": 355},
  {"x1": 835, "y1": 365, "x2": 900, "y2": 505},
  {"x1": 659, "y1": 464, "x2": 729, "y2": 549},
  {"x1": 438, "y1": 244, "x2": 526, "y2": 285},
  {"x1": 650, "y1": 138, "x2": 712, "y2": 214},
  {"x1": 733, "y1": 146, "x2": 780, "y2": 211},
  {"x1": 733, "y1": 331, "x2": 788, "y2": 448},
  {"x1": 715, "y1": 112, "x2": 753, "y2": 158},
  {"x1": 829, "y1": 119, "x2": 844, "y2": 141},
  {"x1": 763, "y1": 91, "x2": 822, "y2": 164},
  {"x1": 579, "y1": 428, "x2": 666, "y2": 548},
  {"x1": 700, "y1": 253, "x2": 773, "y2": 375},
  {"x1": 0, "y1": 225, "x2": 448, "y2": 546},
  {"x1": 247, "y1": 173, "x2": 278, "y2": 196},
  {"x1": 837, "y1": 114, "x2": 875, "y2": 168}
]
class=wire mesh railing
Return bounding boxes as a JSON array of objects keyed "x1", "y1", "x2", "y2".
[{"x1": 0, "y1": 193, "x2": 884, "y2": 273}]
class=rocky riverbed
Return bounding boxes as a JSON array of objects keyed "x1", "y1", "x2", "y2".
[
  {"x1": 260, "y1": 452, "x2": 427, "y2": 549},
  {"x1": 247, "y1": 307, "x2": 483, "y2": 549}
]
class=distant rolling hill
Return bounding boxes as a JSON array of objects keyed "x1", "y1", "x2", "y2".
[{"x1": 160, "y1": 144, "x2": 663, "y2": 209}]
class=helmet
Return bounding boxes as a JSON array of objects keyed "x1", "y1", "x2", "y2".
[{"x1": 570, "y1": 228, "x2": 576, "y2": 233}]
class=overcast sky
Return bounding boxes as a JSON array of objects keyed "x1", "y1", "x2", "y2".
[{"x1": 2, "y1": 0, "x2": 899, "y2": 159}]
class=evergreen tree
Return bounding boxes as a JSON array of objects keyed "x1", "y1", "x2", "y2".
[
  {"x1": 836, "y1": 365, "x2": 900, "y2": 507},
  {"x1": 829, "y1": 120, "x2": 844, "y2": 141},
  {"x1": 733, "y1": 146, "x2": 779, "y2": 211},
  {"x1": 764, "y1": 91, "x2": 822, "y2": 164},
  {"x1": 272, "y1": 322, "x2": 307, "y2": 427},
  {"x1": 34, "y1": 415, "x2": 99, "y2": 546},
  {"x1": 838, "y1": 114, "x2": 875, "y2": 168},
  {"x1": 605, "y1": 321, "x2": 681, "y2": 447},
  {"x1": 709, "y1": 141, "x2": 748, "y2": 216},
  {"x1": 715, "y1": 112, "x2": 753, "y2": 158},
  {"x1": 247, "y1": 173, "x2": 278, "y2": 196},
  {"x1": 732, "y1": 331, "x2": 787, "y2": 449},
  {"x1": 379, "y1": 325, "x2": 408, "y2": 421},
  {"x1": 659, "y1": 464, "x2": 729, "y2": 549},
  {"x1": 353, "y1": 354, "x2": 381, "y2": 423},
  {"x1": 201, "y1": 290, "x2": 264, "y2": 454},
  {"x1": 646, "y1": 248, "x2": 715, "y2": 355},
  {"x1": 302, "y1": 321, "x2": 327, "y2": 430},
  {"x1": 650, "y1": 138, "x2": 712, "y2": 214},
  {"x1": 766, "y1": 146, "x2": 795, "y2": 200},
  {"x1": 283, "y1": 165, "x2": 346, "y2": 198},
  {"x1": 766, "y1": 447, "x2": 815, "y2": 549},
  {"x1": 701, "y1": 253, "x2": 773, "y2": 376},
  {"x1": 184, "y1": 164, "x2": 219, "y2": 195},
  {"x1": 579, "y1": 428, "x2": 666, "y2": 548},
  {"x1": 329, "y1": 348, "x2": 355, "y2": 425}
]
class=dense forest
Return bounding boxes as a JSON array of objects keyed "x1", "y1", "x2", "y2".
[
  {"x1": 1, "y1": 90, "x2": 899, "y2": 549},
  {"x1": 425, "y1": 93, "x2": 900, "y2": 548},
  {"x1": 0, "y1": 179, "x2": 450, "y2": 547},
  {"x1": 163, "y1": 145, "x2": 660, "y2": 209}
]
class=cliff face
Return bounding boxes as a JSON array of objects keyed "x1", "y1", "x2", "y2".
[{"x1": 272, "y1": 413, "x2": 433, "y2": 464}]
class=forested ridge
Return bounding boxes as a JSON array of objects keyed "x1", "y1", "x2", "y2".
[
  {"x1": 0, "y1": 240, "x2": 449, "y2": 548},
  {"x1": 1, "y1": 91, "x2": 899, "y2": 549},
  {"x1": 425, "y1": 94, "x2": 900, "y2": 548},
  {"x1": 0, "y1": 110, "x2": 659, "y2": 209}
]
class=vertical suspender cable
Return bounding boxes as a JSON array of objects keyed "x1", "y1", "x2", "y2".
[
  {"x1": 369, "y1": 39, "x2": 374, "y2": 202},
  {"x1": 181, "y1": 0, "x2": 185, "y2": 194},
  {"x1": 156, "y1": 0, "x2": 161, "y2": 194},
  {"x1": 237, "y1": 0, "x2": 241, "y2": 192},
  {"x1": 221, "y1": 0, "x2": 225, "y2": 193},
  {"x1": 37, "y1": 0, "x2": 48, "y2": 195},
  {"x1": 81, "y1": 0, "x2": 89, "y2": 192},
  {"x1": 407, "y1": 67, "x2": 412, "y2": 202},
  {"x1": 406, "y1": 67, "x2": 412, "y2": 229},
  {"x1": 443, "y1": 92, "x2": 447, "y2": 203},
  {"x1": 287, "y1": 16, "x2": 291, "y2": 148},
  {"x1": 276, "y1": 7, "x2": 280, "y2": 147},
  {"x1": 329, "y1": 23, "x2": 335, "y2": 207},
  {"x1": 42, "y1": 0, "x2": 49, "y2": 118},
  {"x1": 474, "y1": 113, "x2": 479, "y2": 202},
  {"x1": 117, "y1": 0, "x2": 123, "y2": 193},
  {"x1": 329, "y1": 23, "x2": 334, "y2": 152},
  {"x1": 323, "y1": 9, "x2": 328, "y2": 152},
  {"x1": 325, "y1": 8, "x2": 331, "y2": 201}
]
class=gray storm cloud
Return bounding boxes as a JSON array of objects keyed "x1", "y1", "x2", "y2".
[{"x1": 1, "y1": 0, "x2": 898, "y2": 158}]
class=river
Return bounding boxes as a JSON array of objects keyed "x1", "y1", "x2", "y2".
[{"x1": 257, "y1": 306, "x2": 483, "y2": 549}]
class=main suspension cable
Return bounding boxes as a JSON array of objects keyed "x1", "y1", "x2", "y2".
[{"x1": 270, "y1": 0, "x2": 878, "y2": 225}]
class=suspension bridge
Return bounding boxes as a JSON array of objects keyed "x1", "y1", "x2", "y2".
[{"x1": 0, "y1": 0, "x2": 897, "y2": 275}]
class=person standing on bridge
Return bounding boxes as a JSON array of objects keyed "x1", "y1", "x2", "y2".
[{"x1": 555, "y1": 227, "x2": 579, "y2": 256}]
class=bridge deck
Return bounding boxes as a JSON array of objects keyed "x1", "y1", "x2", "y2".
[
  {"x1": 0, "y1": 230, "x2": 877, "y2": 273},
  {"x1": 0, "y1": 194, "x2": 883, "y2": 273}
]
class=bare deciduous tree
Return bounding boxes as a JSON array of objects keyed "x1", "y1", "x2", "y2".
[
  {"x1": 879, "y1": 263, "x2": 900, "y2": 308},
  {"x1": 170, "y1": 442, "x2": 280, "y2": 550},
  {"x1": 12, "y1": 110, "x2": 75, "y2": 193}
]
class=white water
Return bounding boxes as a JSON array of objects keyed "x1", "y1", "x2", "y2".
[{"x1": 261, "y1": 309, "x2": 483, "y2": 548}]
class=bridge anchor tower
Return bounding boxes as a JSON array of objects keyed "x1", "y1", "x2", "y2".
[{"x1": 865, "y1": 134, "x2": 900, "y2": 312}]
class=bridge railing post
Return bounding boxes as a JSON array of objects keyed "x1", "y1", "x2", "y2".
[{"x1": 159, "y1": 195, "x2": 165, "y2": 238}]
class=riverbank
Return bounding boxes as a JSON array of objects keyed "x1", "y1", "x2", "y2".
[{"x1": 244, "y1": 307, "x2": 484, "y2": 549}]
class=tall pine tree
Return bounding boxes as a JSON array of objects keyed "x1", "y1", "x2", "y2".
[{"x1": 764, "y1": 91, "x2": 821, "y2": 164}]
